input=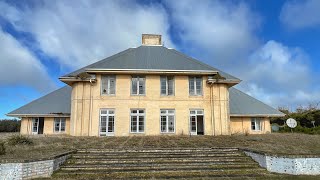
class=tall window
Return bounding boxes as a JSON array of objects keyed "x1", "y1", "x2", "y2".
[
  {"x1": 160, "y1": 76, "x2": 174, "y2": 96},
  {"x1": 251, "y1": 118, "x2": 262, "y2": 131},
  {"x1": 160, "y1": 109, "x2": 175, "y2": 133},
  {"x1": 130, "y1": 109, "x2": 145, "y2": 133},
  {"x1": 131, "y1": 76, "x2": 145, "y2": 95},
  {"x1": 32, "y1": 118, "x2": 39, "y2": 134},
  {"x1": 101, "y1": 75, "x2": 116, "y2": 95},
  {"x1": 189, "y1": 76, "x2": 202, "y2": 96},
  {"x1": 54, "y1": 118, "x2": 66, "y2": 132},
  {"x1": 100, "y1": 109, "x2": 115, "y2": 136}
]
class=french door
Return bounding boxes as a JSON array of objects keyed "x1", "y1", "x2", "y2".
[
  {"x1": 189, "y1": 110, "x2": 204, "y2": 135},
  {"x1": 100, "y1": 109, "x2": 115, "y2": 136},
  {"x1": 32, "y1": 117, "x2": 44, "y2": 134}
]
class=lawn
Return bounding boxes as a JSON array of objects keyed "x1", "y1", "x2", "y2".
[{"x1": 1, "y1": 133, "x2": 320, "y2": 162}]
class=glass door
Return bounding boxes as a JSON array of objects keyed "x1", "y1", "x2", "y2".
[
  {"x1": 189, "y1": 110, "x2": 204, "y2": 135},
  {"x1": 100, "y1": 109, "x2": 115, "y2": 136}
]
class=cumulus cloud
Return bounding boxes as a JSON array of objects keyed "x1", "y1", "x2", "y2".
[
  {"x1": 0, "y1": 28, "x2": 55, "y2": 92},
  {"x1": 165, "y1": 0, "x2": 260, "y2": 68},
  {"x1": 238, "y1": 40, "x2": 320, "y2": 109},
  {"x1": 0, "y1": 0, "x2": 174, "y2": 69},
  {"x1": 280, "y1": 0, "x2": 320, "y2": 30}
]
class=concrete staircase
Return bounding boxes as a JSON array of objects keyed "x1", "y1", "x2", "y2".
[{"x1": 53, "y1": 148, "x2": 270, "y2": 179}]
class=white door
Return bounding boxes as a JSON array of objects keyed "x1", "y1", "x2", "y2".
[
  {"x1": 32, "y1": 118, "x2": 39, "y2": 135},
  {"x1": 100, "y1": 109, "x2": 115, "y2": 136},
  {"x1": 189, "y1": 110, "x2": 204, "y2": 135}
]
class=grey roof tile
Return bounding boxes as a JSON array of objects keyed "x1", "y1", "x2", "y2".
[{"x1": 63, "y1": 46, "x2": 240, "y2": 81}]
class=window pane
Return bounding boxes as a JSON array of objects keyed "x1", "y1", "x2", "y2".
[
  {"x1": 161, "y1": 116, "x2": 167, "y2": 132},
  {"x1": 101, "y1": 75, "x2": 108, "y2": 94},
  {"x1": 160, "y1": 76, "x2": 167, "y2": 95},
  {"x1": 160, "y1": 110, "x2": 167, "y2": 114},
  {"x1": 132, "y1": 78, "x2": 138, "y2": 94},
  {"x1": 138, "y1": 116, "x2": 144, "y2": 132},
  {"x1": 138, "y1": 78, "x2": 145, "y2": 94},
  {"x1": 168, "y1": 116, "x2": 174, "y2": 132},
  {"x1": 109, "y1": 78, "x2": 115, "y2": 94},
  {"x1": 139, "y1": 110, "x2": 144, "y2": 114},
  {"x1": 101, "y1": 116, "x2": 107, "y2": 133},
  {"x1": 196, "y1": 77, "x2": 202, "y2": 95},
  {"x1": 189, "y1": 77, "x2": 195, "y2": 95},
  {"x1": 60, "y1": 119, "x2": 66, "y2": 132},
  {"x1": 108, "y1": 116, "x2": 114, "y2": 132},
  {"x1": 251, "y1": 119, "x2": 256, "y2": 130},
  {"x1": 131, "y1": 116, "x2": 137, "y2": 132},
  {"x1": 168, "y1": 76, "x2": 174, "y2": 95},
  {"x1": 190, "y1": 116, "x2": 196, "y2": 132}
]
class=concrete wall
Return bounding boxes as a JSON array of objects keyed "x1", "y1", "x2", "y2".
[
  {"x1": 0, "y1": 152, "x2": 71, "y2": 179},
  {"x1": 70, "y1": 74, "x2": 231, "y2": 136},
  {"x1": 20, "y1": 117, "x2": 70, "y2": 135},
  {"x1": 244, "y1": 151, "x2": 320, "y2": 175},
  {"x1": 230, "y1": 117, "x2": 271, "y2": 134}
]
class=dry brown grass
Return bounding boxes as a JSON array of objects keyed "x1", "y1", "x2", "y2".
[{"x1": 0, "y1": 133, "x2": 319, "y2": 162}]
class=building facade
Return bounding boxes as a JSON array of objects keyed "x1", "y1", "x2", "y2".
[{"x1": 8, "y1": 34, "x2": 284, "y2": 136}]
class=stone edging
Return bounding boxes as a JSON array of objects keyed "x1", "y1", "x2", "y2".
[
  {"x1": 0, "y1": 150, "x2": 74, "y2": 179},
  {"x1": 242, "y1": 149, "x2": 320, "y2": 175}
]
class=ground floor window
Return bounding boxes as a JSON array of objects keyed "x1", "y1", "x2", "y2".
[
  {"x1": 251, "y1": 118, "x2": 262, "y2": 131},
  {"x1": 160, "y1": 109, "x2": 175, "y2": 133},
  {"x1": 54, "y1": 118, "x2": 66, "y2": 133},
  {"x1": 190, "y1": 109, "x2": 204, "y2": 135},
  {"x1": 100, "y1": 109, "x2": 115, "y2": 136},
  {"x1": 130, "y1": 109, "x2": 145, "y2": 133}
]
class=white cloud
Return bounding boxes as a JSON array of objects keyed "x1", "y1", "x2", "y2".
[
  {"x1": 0, "y1": 0, "x2": 174, "y2": 69},
  {"x1": 165, "y1": 0, "x2": 260, "y2": 68},
  {"x1": 0, "y1": 28, "x2": 55, "y2": 92},
  {"x1": 280, "y1": 0, "x2": 320, "y2": 30},
  {"x1": 238, "y1": 40, "x2": 320, "y2": 109}
]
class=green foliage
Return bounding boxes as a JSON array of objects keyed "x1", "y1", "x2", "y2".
[
  {"x1": 0, "y1": 119, "x2": 20, "y2": 132},
  {"x1": 272, "y1": 108, "x2": 320, "y2": 134},
  {"x1": 7, "y1": 135, "x2": 33, "y2": 146},
  {"x1": 0, "y1": 141, "x2": 5, "y2": 155}
]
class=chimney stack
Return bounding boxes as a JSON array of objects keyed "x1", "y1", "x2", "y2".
[{"x1": 142, "y1": 34, "x2": 162, "y2": 45}]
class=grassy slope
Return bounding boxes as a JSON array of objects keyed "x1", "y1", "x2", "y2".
[{"x1": 1, "y1": 133, "x2": 320, "y2": 161}]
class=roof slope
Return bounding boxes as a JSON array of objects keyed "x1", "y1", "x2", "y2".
[
  {"x1": 63, "y1": 46, "x2": 239, "y2": 81},
  {"x1": 7, "y1": 86, "x2": 283, "y2": 117},
  {"x1": 7, "y1": 86, "x2": 71, "y2": 116},
  {"x1": 229, "y1": 87, "x2": 284, "y2": 116}
]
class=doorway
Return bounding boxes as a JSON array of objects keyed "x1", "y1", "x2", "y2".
[
  {"x1": 32, "y1": 117, "x2": 44, "y2": 134},
  {"x1": 190, "y1": 110, "x2": 204, "y2": 135}
]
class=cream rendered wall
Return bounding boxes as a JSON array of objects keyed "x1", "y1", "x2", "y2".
[
  {"x1": 230, "y1": 117, "x2": 271, "y2": 134},
  {"x1": 20, "y1": 117, "x2": 70, "y2": 135},
  {"x1": 70, "y1": 74, "x2": 230, "y2": 136}
]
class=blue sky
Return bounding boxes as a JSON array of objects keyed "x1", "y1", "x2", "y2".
[{"x1": 1, "y1": 0, "x2": 320, "y2": 119}]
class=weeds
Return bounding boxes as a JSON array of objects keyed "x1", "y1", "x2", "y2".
[
  {"x1": 0, "y1": 141, "x2": 5, "y2": 155},
  {"x1": 7, "y1": 135, "x2": 33, "y2": 146}
]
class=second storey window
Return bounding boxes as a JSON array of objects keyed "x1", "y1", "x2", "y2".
[
  {"x1": 131, "y1": 76, "x2": 145, "y2": 95},
  {"x1": 189, "y1": 76, "x2": 202, "y2": 96},
  {"x1": 101, "y1": 75, "x2": 116, "y2": 95},
  {"x1": 54, "y1": 118, "x2": 66, "y2": 133},
  {"x1": 251, "y1": 118, "x2": 262, "y2": 131},
  {"x1": 160, "y1": 76, "x2": 174, "y2": 96},
  {"x1": 130, "y1": 109, "x2": 145, "y2": 133}
]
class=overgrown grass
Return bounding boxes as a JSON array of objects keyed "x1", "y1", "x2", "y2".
[
  {"x1": 7, "y1": 135, "x2": 33, "y2": 146},
  {"x1": 279, "y1": 125, "x2": 320, "y2": 135},
  {"x1": 0, "y1": 141, "x2": 5, "y2": 155},
  {"x1": 0, "y1": 133, "x2": 320, "y2": 161}
]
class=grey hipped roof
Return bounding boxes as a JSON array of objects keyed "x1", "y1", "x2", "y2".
[
  {"x1": 7, "y1": 86, "x2": 71, "y2": 116},
  {"x1": 62, "y1": 46, "x2": 239, "y2": 81},
  {"x1": 229, "y1": 87, "x2": 284, "y2": 116},
  {"x1": 7, "y1": 86, "x2": 284, "y2": 117}
]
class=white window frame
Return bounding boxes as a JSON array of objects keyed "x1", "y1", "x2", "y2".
[
  {"x1": 131, "y1": 76, "x2": 146, "y2": 95},
  {"x1": 101, "y1": 75, "x2": 116, "y2": 95},
  {"x1": 54, "y1": 118, "x2": 66, "y2": 133},
  {"x1": 160, "y1": 76, "x2": 175, "y2": 96},
  {"x1": 189, "y1": 76, "x2": 203, "y2": 96},
  {"x1": 130, "y1": 109, "x2": 145, "y2": 133},
  {"x1": 32, "y1": 117, "x2": 39, "y2": 135},
  {"x1": 189, "y1": 109, "x2": 204, "y2": 135},
  {"x1": 251, "y1": 118, "x2": 262, "y2": 131},
  {"x1": 160, "y1": 109, "x2": 175, "y2": 133},
  {"x1": 99, "y1": 109, "x2": 115, "y2": 136}
]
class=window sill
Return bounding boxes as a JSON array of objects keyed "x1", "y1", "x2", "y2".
[
  {"x1": 130, "y1": 94, "x2": 146, "y2": 96},
  {"x1": 129, "y1": 132, "x2": 145, "y2": 134},
  {"x1": 101, "y1": 94, "x2": 116, "y2": 96}
]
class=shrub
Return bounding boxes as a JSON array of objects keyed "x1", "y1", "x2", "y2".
[
  {"x1": 0, "y1": 119, "x2": 20, "y2": 132},
  {"x1": 0, "y1": 141, "x2": 5, "y2": 155},
  {"x1": 7, "y1": 135, "x2": 33, "y2": 146}
]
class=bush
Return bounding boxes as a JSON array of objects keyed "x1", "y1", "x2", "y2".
[
  {"x1": 0, "y1": 141, "x2": 5, "y2": 155},
  {"x1": 7, "y1": 135, "x2": 33, "y2": 146},
  {"x1": 0, "y1": 119, "x2": 20, "y2": 132}
]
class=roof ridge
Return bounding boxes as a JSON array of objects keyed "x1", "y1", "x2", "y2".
[
  {"x1": 7, "y1": 86, "x2": 71, "y2": 115},
  {"x1": 230, "y1": 87, "x2": 283, "y2": 114}
]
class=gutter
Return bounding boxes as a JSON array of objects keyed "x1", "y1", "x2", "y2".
[
  {"x1": 230, "y1": 114, "x2": 285, "y2": 118},
  {"x1": 6, "y1": 114, "x2": 71, "y2": 118}
]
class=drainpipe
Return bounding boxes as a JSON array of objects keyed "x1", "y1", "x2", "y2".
[
  {"x1": 210, "y1": 84, "x2": 215, "y2": 136},
  {"x1": 88, "y1": 78, "x2": 94, "y2": 136}
]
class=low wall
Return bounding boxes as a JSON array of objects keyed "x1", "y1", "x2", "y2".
[
  {"x1": 0, "y1": 151, "x2": 73, "y2": 180},
  {"x1": 244, "y1": 150, "x2": 320, "y2": 175}
]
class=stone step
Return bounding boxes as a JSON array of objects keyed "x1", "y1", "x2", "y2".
[
  {"x1": 68, "y1": 157, "x2": 254, "y2": 165},
  {"x1": 72, "y1": 153, "x2": 244, "y2": 159},
  {"x1": 75, "y1": 151, "x2": 242, "y2": 156},
  {"x1": 54, "y1": 168, "x2": 268, "y2": 179},
  {"x1": 60, "y1": 164, "x2": 261, "y2": 172},
  {"x1": 76, "y1": 147, "x2": 239, "y2": 153}
]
